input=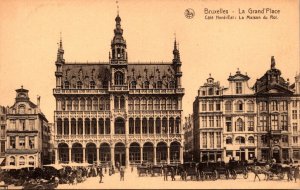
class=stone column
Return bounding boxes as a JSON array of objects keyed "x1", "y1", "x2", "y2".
[
  {"x1": 69, "y1": 147, "x2": 72, "y2": 163},
  {"x1": 83, "y1": 118, "x2": 85, "y2": 135},
  {"x1": 126, "y1": 145, "x2": 129, "y2": 168},
  {"x1": 180, "y1": 145, "x2": 183, "y2": 164},
  {"x1": 83, "y1": 148, "x2": 86, "y2": 163},
  {"x1": 154, "y1": 146, "x2": 157, "y2": 165},
  {"x1": 111, "y1": 146, "x2": 115, "y2": 167},
  {"x1": 140, "y1": 147, "x2": 143, "y2": 164},
  {"x1": 6, "y1": 136, "x2": 10, "y2": 149},
  {"x1": 97, "y1": 147, "x2": 100, "y2": 165},
  {"x1": 167, "y1": 146, "x2": 170, "y2": 164},
  {"x1": 55, "y1": 148, "x2": 58, "y2": 164},
  {"x1": 76, "y1": 119, "x2": 78, "y2": 136},
  {"x1": 245, "y1": 148, "x2": 249, "y2": 160}
]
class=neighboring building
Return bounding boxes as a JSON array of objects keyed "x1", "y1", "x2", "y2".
[
  {"x1": 48, "y1": 123, "x2": 55, "y2": 163},
  {"x1": 53, "y1": 14, "x2": 184, "y2": 167},
  {"x1": 0, "y1": 106, "x2": 7, "y2": 166},
  {"x1": 253, "y1": 56, "x2": 299, "y2": 163},
  {"x1": 5, "y1": 87, "x2": 50, "y2": 167},
  {"x1": 193, "y1": 56, "x2": 300, "y2": 163},
  {"x1": 183, "y1": 114, "x2": 193, "y2": 160}
]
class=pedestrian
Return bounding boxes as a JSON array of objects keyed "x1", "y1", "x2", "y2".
[
  {"x1": 163, "y1": 167, "x2": 168, "y2": 181},
  {"x1": 120, "y1": 167, "x2": 125, "y2": 181},
  {"x1": 131, "y1": 165, "x2": 134, "y2": 173},
  {"x1": 99, "y1": 167, "x2": 104, "y2": 183},
  {"x1": 288, "y1": 165, "x2": 294, "y2": 182},
  {"x1": 171, "y1": 167, "x2": 175, "y2": 181},
  {"x1": 253, "y1": 165, "x2": 261, "y2": 182},
  {"x1": 294, "y1": 165, "x2": 299, "y2": 183}
]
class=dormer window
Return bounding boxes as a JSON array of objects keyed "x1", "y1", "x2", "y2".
[
  {"x1": 18, "y1": 105, "x2": 25, "y2": 114},
  {"x1": 90, "y1": 81, "x2": 95, "y2": 89},
  {"x1": 144, "y1": 81, "x2": 149, "y2": 89},
  {"x1": 131, "y1": 81, "x2": 136, "y2": 89},
  {"x1": 64, "y1": 81, "x2": 70, "y2": 89},
  {"x1": 77, "y1": 81, "x2": 83, "y2": 89},
  {"x1": 236, "y1": 82, "x2": 242, "y2": 94},
  {"x1": 208, "y1": 88, "x2": 213, "y2": 95}
]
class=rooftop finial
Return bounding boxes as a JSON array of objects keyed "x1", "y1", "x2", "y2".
[
  {"x1": 271, "y1": 56, "x2": 276, "y2": 69},
  {"x1": 21, "y1": 85, "x2": 23, "y2": 89},
  {"x1": 59, "y1": 32, "x2": 63, "y2": 49}
]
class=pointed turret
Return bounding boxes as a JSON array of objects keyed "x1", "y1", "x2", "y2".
[
  {"x1": 172, "y1": 38, "x2": 182, "y2": 88},
  {"x1": 110, "y1": 14, "x2": 127, "y2": 63},
  {"x1": 55, "y1": 34, "x2": 64, "y2": 88}
]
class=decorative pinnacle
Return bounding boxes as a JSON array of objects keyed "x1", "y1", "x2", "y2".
[{"x1": 116, "y1": 0, "x2": 119, "y2": 15}]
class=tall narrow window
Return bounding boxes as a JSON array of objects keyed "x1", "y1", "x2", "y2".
[
  {"x1": 236, "y1": 82, "x2": 242, "y2": 94},
  {"x1": 114, "y1": 71, "x2": 124, "y2": 85},
  {"x1": 271, "y1": 115, "x2": 279, "y2": 130},
  {"x1": 225, "y1": 101, "x2": 232, "y2": 112},
  {"x1": 77, "y1": 81, "x2": 83, "y2": 89}
]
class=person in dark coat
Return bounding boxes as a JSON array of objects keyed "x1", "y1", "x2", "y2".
[
  {"x1": 120, "y1": 167, "x2": 125, "y2": 181},
  {"x1": 99, "y1": 167, "x2": 104, "y2": 183},
  {"x1": 171, "y1": 167, "x2": 175, "y2": 181},
  {"x1": 294, "y1": 165, "x2": 299, "y2": 183},
  {"x1": 163, "y1": 167, "x2": 168, "y2": 181}
]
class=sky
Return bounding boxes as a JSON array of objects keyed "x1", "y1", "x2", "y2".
[{"x1": 0, "y1": 0, "x2": 299, "y2": 123}]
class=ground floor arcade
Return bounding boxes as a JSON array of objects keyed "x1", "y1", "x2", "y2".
[{"x1": 55, "y1": 141, "x2": 183, "y2": 167}]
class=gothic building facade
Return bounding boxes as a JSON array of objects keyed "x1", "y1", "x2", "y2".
[
  {"x1": 5, "y1": 87, "x2": 50, "y2": 167},
  {"x1": 193, "y1": 57, "x2": 300, "y2": 163},
  {"x1": 53, "y1": 14, "x2": 184, "y2": 167}
]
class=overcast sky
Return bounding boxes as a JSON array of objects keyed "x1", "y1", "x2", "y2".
[{"x1": 0, "y1": 0, "x2": 299, "y2": 123}]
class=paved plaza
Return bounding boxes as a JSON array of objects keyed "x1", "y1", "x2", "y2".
[{"x1": 7, "y1": 167, "x2": 298, "y2": 189}]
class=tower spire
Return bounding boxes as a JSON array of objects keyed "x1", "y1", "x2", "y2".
[{"x1": 56, "y1": 32, "x2": 64, "y2": 63}]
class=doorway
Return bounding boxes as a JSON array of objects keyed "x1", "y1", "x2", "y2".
[{"x1": 115, "y1": 142, "x2": 126, "y2": 166}]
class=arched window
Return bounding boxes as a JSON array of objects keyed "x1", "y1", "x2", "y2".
[
  {"x1": 236, "y1": 118, "x2": 244, "y2": 131},
  {"x1": 226, "y1": 137, "x2": 232, "y2": 144},
  {"x1": 128, "y1": 98, "x2": 134, "y2": 110},
  {"x1": 80, "y1": 98, "x2": 85, "y2": 111},
  {"x1": 148, "y1": 98, "x2": 153, "y2": 110},
  {"x1": 18, "y1": 105, "x2": 25, "y2": 114},
  {"x1": 90, "y1": 81, "x2": 95, "y2": 89},
  {"x1": 248, "y1": 136, "x2": 255, "y2": 144},
  {"x1": 208, "y1": 88, "x2": 214, "y2": 95},
  {"x1": 19, "y1": 156, "x2": 25, "y2": 166},
  {"x1": 77, "y1": 81, "x2": 83, "y2": 89},
  {"x1": 9, "y1": 156, "x2": 15, "y2": 166},
  {"x1": 135, "y1": 98, "x2": 140, "y2": 110},
  {"x1": 29, "y1": 156, "x2": 35, "y2": 166},
  {"x1": 144, "y1": 81, "x2": 149, "y2": 89},
  {"x1": 154, "y1": 98, "x2": 160, "y2": 110},
  {"x1": 74, "y1": 99, "x2": 79, "y2": 111},
  {"x1": 167, "y1": 99, "x2": 172, "y2": 110},
  {"x1": 64, "y1": 81, "x2": 70, "y2": 89},
  {"x1": 114, "y1": 96, "x2": 119, "y2": 110},
  {"x1": 161, "y1": 99, "x2": 166, "y2": 110},
  {"x1": 115, "y1": 71, "x2": 124, "y2": 85},
  {"x1": 87, "y1": 98, "x2": 92, "y2": 110},
  {"x1": 131, "y1": 81, "x2": 136, "y2": 89},
  {"x1": 66, "y1": 98, "x2": 72, "y2": 111},
  {"x1": 172, "y1": 98, "x2": 178, "y2": 110},
  {"x1": 235, "y1": 136, "x2": 245, "y2": 144},
  {"x1": 93, "y1": 98, "x2": 98, "y2": 110},
  {"x1": 225, "y1": 101, "x2": 232, "y2": 112},
  {"x1": 247, "y1": 101, "x2": 254, "y2": 112},
  {"x1": 141, "y1": 98, "x2": 147, "y2": 110},
  {"x1": 120, "y1": 96, "x2": 125, "y2": 109},
  {"x1": 236, "y1": 100, "x2": 243, "y2": 111}
]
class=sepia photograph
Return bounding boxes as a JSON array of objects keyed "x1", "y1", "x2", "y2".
[{"x1": 0, "y1": 0, "x2": 299, "y2": 189}]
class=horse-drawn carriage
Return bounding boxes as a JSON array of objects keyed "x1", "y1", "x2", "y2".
[
  {"x1": 179, "y1": 162, "x2": 199, "y2": 181},
  {"x1": 150, "y1": 165, "x2": 163, "y2": 176},
  {"x1": 198, "y1": 162, "x2": 218, "y2": 181},
  {"x1": 215, "y1": 161, "x2": 230, "y2": 179},
  {"x1": 137, "y1": 165, "x2": 149, "y2": 176},
  {"x1": 227, "y1": 160, "x2": 248, "y2": 179}
]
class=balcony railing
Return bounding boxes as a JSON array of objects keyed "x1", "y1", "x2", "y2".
[
  {"x1": 129, "y1": 88, "x2": 184, "y2": 95},
  {"x1": 53, "y1": 88, "x2": 108, "y2": 95}
]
